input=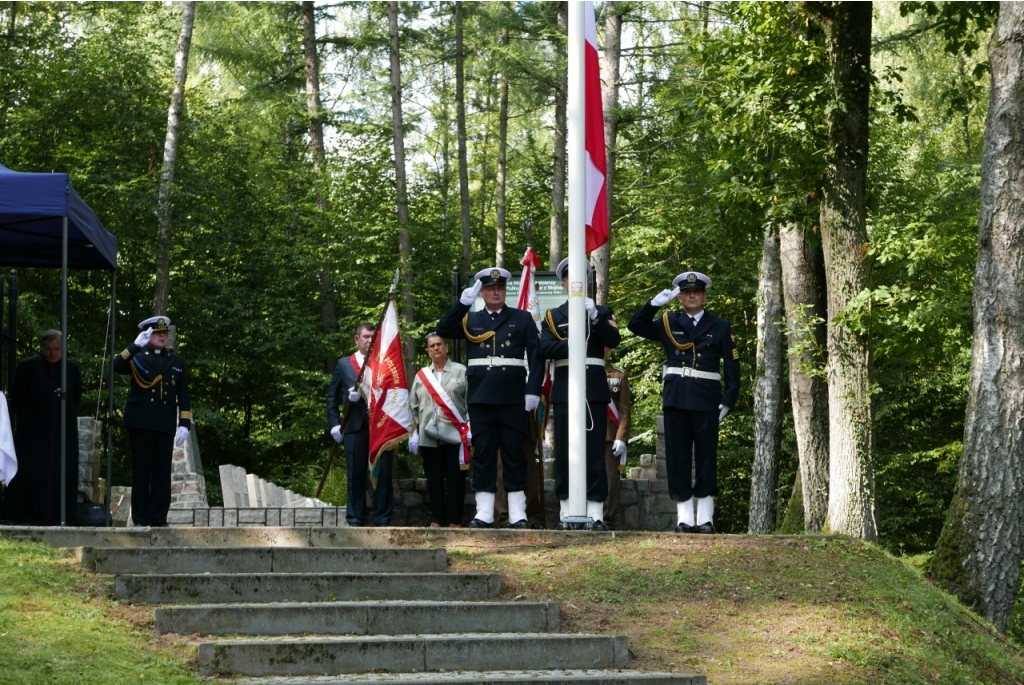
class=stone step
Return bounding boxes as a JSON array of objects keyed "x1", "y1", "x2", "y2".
[
  {"x1": 78, "y1": 546, "x2": 447, "y2": 574},
  {"x1": 156, "y1": 600, "x2": 559, "y2": 636},
  {"x1": 234, "y1": 672, "x2": 705, "y2": 684},
  {"x1": 197, "y1": 633, "x2": 629, "y2": 678},
  {"x1": 116, "y1": 572, "x2": 501, "y2": 604}
]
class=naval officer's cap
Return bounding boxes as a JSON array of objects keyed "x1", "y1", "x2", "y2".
[
  {"x1": 474, "y1": 267, "x2": 511, "y2": 286},
  {"x1": 555, "y1": 257, "x2": 594, "y2": 281},
  {"x1": 672, "y1": 272, "x2": 711, "y2": 291},
  {"x1": 138, "y1": 315, "x2": 172, "y2": 331}
]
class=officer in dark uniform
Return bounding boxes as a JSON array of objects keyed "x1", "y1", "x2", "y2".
[
  {"x1": 603, "y1": 355, "x2": 631, "y2": 528},
  {"x1": 326, "y1": 323, "x2": 394, "y2": 526},
  {"x1": 628, "y1": 272, "x2": 740, "y2": 533},
  {"x1": 540, "y1": 258, "x2": 621, "y2": 530},
  {"x1": 436, "y1": 267, "x2": 543, "y2": 528},
  {"x1": 113, "y1": 316, "x2": 191, "y2": 527}
]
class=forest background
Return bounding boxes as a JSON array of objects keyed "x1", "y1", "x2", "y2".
[{"x1": 0, "y1": 0, "x2": 1009, "y2": 632}]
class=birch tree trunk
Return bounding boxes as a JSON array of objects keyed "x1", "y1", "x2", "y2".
[
  {"x1": 495, "y1": 27, "x2": 509, "y2": 269},
  {"x1": 592, "y1": 2, "x2": 623, "y2": 305},
  {"x1": 153, "y1": 0, "x2": 195, "y2": 316},
  {"x1": 749, "y1": 220, "x2": 785, "y2": 533},
  {"x1": 387, "y1": 1, "x2": 415, "y2": 361},
  {"x1": 549, "y1": 1, "x2": 567, "y2": 270},
  {"x1": 780, "y1": 221, "x2": 830, "y2": 531},
  {"x1": 808, "y1": 1, "x2": 876, "y2": 540},
  {"x1": 455, "y1": 1, "x2": 471, "y2": 278},
  {"x1": 931, "y1": 1, "x2": 1024, "y2": 633}
]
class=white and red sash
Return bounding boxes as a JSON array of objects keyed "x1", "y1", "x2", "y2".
[
  {"x1": 607, "y1": 400, "x2": 620, "y2": 426},
  {"x1": 417, "y1": 368, "x2": 471, "y2": 467}
]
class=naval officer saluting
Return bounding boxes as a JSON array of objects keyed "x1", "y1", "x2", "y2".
[
  {"x1": 113, "y1": 316, "x2": 192, "y2": 527},
  {"x1": 435, "y1": 267, "x2": 543, "y2": 528},
  {"x1": 628, "y1": 272, "x2": 740, "y2": 534},
  {"x1": 540, "y1": 258, "x2": 621, "y2": 530}
]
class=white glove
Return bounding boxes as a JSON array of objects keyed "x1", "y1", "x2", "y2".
[
  {"x1": 650, "y1": 288, "x2": 680, "y2": 308},
  {"x1": 134, "y1": 327, "x2": 153, "y2": 347},
  {"x1": 460, "y1": 280, "x2": 483, "y2": 305},
  {"x1": 408, "y1": 431, "x2": 420, "y2": 454},
  {"x1": 612, "y1": 439, "x2": 626, "y2": 458},
  {"x1": 330, "y1": 425, "x2": 342, "y2": 443},
  {"x1": 585, "y1": 297, "x2": 598, "y2": 323},
  {"x1": 719, "y1": 404, "x2": 730, "y2": 422},
  {"x1": 348, "y1": 387, "x2": 361, "y2": 403},
  {"x1": 525, "y1": 394, "x2": 540, "y2": 412},
  {"x1": 175, "y1": 426, "x2": 189, "y2": 447}
]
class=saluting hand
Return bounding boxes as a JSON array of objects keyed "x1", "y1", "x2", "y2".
[
  {"x1": 650, "y1": 288, "x2": 680, "y2": 308},
  {"x1": 134, "y1": 327, "x2": 153, "y2": 347},
  {"x1": 460, "y1": 280, "x2": 483, "y2": 306}
]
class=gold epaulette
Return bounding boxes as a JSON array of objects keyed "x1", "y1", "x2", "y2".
[
  {"x1": 462, "y1": 313, "x2": 495, "y2": 344},
  {"x1": 545, "y1": 309, "x2": 566, "y2": 341},
  {"x1": 662, "y1": 313, "x2": 694, "y2": 353}
]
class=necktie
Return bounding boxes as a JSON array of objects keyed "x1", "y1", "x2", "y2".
[{"x1": 687, "y1": 316, "x2": 696, "y2": 332}]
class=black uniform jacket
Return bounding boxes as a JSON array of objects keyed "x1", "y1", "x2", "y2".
[
  {"x1": 113, "y1": 343, "x2": 191, "y2": 434},
  {"x1": 436, "y1": 302, "x2": 543, "y2": 406},
  {"x1": 540, "y1": 302, "x2": 621, "y2": 404},
  {"x1": 628, "y1": 302, "x2": 740, "y2": 413},
  {"x1": 326, "y1": 353, "x2": 367, "y2": 435}
]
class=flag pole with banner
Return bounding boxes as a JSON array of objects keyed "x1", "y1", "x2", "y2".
[
  {"x1": 565, "y1": 1, "x2": 608, "y2": 525},
  {"x1": 361, "y1": 271, "x2": 414, "y2": 487}
]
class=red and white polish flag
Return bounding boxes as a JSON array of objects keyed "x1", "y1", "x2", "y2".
[
  {"x1": 584, "y1": 0, "x2": 608, "y2": 254},
  {"x1": 362, "y1": 299, "x2": 413, "y2": 485}
]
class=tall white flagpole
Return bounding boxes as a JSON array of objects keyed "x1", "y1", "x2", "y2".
[{"x1": 567, "y1": 0, "x2": 588, "y2": 523}]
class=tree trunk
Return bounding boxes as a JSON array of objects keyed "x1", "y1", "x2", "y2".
[
  {"x1": 931, "y1": 1, "x2": 1024, "y2": 633},
  {"x1": 593, "y1": 3, "x2": 622, "y2": 306},
  {"x1": 154, "y1": 0, "x2": 195, "y2": 316},
  {"x1": 749, "y1": 220, "x2": 785, "y2": 533},
  {"x1": 301, "y1": 0, "x2": 336, "y2": 372},
  {"x1": 811, "y1": 1, "x2": 876, "y2": 540},
  {"x1": 549, "y1": 1, "x2": 567, "y2": 270},
  {"x1": 780, "y1": 221, "x2": 830, "y2": 531},
  {"x1": 387, "y1": 1, "x2": 415, "y2": 361},
  {"x1": 455, "y1": 1, "x2": 472, "y2": 278},
  {"x1": 495, "y1": 29, "x2": 509, "y2": 269}
]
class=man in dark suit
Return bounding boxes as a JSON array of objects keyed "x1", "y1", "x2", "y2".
[
  {"x1": 540, "y1": 258, "x2": 621, "y2": 530},
  {"x1": 2, "y1": 330, "x2": 81, "y2": 525},
  {"x1": 436, "y1": 267, "x2": 543, "y2": 528},
  {"x1": 628, "y1": 272, "x2": 740, "y2": 534},
  {"x1": 113, "y1": 316, "x2": 191, "y2": 527},
  {"x1": 327, "y1": 322, "x2": 394, "y2": 526}
]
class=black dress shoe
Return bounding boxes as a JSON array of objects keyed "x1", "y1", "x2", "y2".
[
  {"x1": 591, "y1": 520, "x2": 609, "y2": 532},
  {"x1": 531, "y1": 522, "x2": 546, "y2": 530},
  {"x1": 675, "y1": 522, "x2": 696, "y2": 533},
  {"x1": 504, "y1": 519, "x2": 529, "y2": 529},
  {"x1": 696, "y1": 522, "x2": 716, "y2": 534},
  {"x1": 555, "y1": 521, "x2": 567, "y2": 531},
  {"x1": 467, "y1": 518, "x2": 494, "y2": 529}
]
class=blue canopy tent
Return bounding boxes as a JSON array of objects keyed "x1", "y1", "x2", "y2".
[{"x1": 0, "y1": 163, "x2": 118, "y2": 526}]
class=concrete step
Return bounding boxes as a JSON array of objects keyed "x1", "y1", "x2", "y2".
[
  {"x1": 197, "y1": 633, "x2": 629, "y2": 678},
  {"x1": 234, "y1": 671, "x2": 706, "y2": 684},
  {"x1": 78, "y1": 546, "x2": 447, "y2": 574},
  {"x1": 116, "y1": 572, "x2": 501, "y2": 604},
  {"x1": 156, "y1": 600, "x2": 559, "y2": 636}
]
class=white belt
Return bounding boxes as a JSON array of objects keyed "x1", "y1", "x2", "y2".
[
  {"x1": 553, "y1": 358, "x2": 605, "y2": 369},
  {"x1": 664, "y1": 366, "x2": 721, "y2": 381},
  {"x1": 468, "y1": 357, "x2": 527, "y2": 368}
]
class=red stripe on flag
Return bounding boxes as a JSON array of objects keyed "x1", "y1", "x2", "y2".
[{"x1": 584, "y1": 0, "x2": 608, "y2": 254}]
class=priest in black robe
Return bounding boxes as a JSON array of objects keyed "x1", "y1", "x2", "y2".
[{"x1": 1, "y1": 330, "x2": 81, "y2": 525}]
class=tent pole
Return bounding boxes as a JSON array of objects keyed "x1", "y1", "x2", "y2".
[
  {"x1": 106, "y1": 270, "x2": 116, "y2": 523},
  {"x1": 60, "y1": 216, "x2": 68, "y2": 527}
]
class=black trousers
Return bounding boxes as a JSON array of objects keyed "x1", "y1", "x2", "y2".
[
  {"x1": 129, "y1": 429, "x2": 174, "y2": 526},
  {"x1": 469, "y1": 404, "x2": 528, "y2": 494},
  {"x1": 421, "y1": 442, "x2": 467, "y2": 526},
  {"x1": 663, "y1": 407, "x2": 719, "y2": 501},
  {"x1": 553, "y1": 401, "x2": 608, "y2": 502},
  {"x1": 344, "y1": 427, "x2": 394, "y2": 526}
]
